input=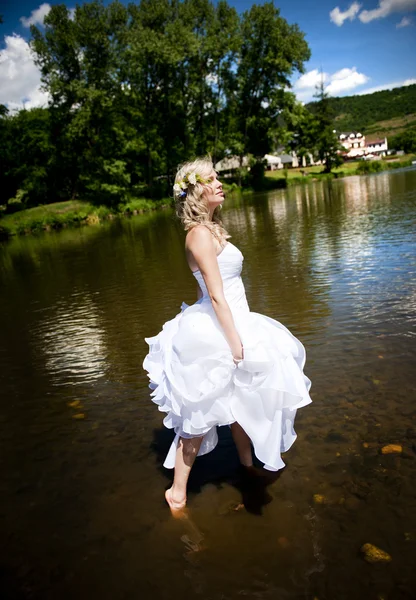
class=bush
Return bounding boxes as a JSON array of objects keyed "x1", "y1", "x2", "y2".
[
  {"x1": 388, "y1": 128, "x2": 416, "y2": 154},
  {"x1": 43, "y1": 213, "x2": 65, "y2": 229},
  {"x1": 95, "y1": 205, "x2": 112, "y2": 220},
  {"x1": 120, "y1": 197, "x2": 169, "y2": 214},
  {"x1": 357, "y1": 160, "x2": 383, "y2": 174},
  {"x1": 6, "y1": 189, "x2": 27, "y2": 214},
  {"x1": 385, "y1": 158, "x2": 413, "y2": 170}
]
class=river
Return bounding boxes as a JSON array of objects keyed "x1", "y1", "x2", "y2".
[{"x1": 1, "y1": 168, "x2": 415, "y2": 599}]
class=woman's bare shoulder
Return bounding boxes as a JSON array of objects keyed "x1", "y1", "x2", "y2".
[
  {"x1": 185, "y1": 225, "x2": 212, "y2": 250},
  {"x1": 185, "y1": 226, "x2": 216, "y2": 271}
]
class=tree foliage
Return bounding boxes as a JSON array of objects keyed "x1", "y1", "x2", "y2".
[
  {"x1": 310, "y1": 78, "x2": 342, "y2": 173},
  {"x1": 0, "y1": 0, "x2": 310, "y2": 208},
  {"x1": 307, "y1": 84, "x2": 416, "y2": 133},
  {"x1": 389, "y1": 128, "x2": 416, "y2": 154},
  {"x1": 283, "y1": 99, "x2": 317, "y2": 166}
]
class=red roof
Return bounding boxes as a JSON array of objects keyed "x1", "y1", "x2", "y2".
[{"x1": 367, "y1": 139, "x2": 385, "y2": 145}]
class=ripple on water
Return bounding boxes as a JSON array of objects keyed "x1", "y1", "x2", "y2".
[{"x1": 0, "y1": 169, "x2": 416, "y2": 599}]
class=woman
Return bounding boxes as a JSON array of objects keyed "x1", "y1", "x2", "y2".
[{"x1": 143, "y1": 156, "x2": 312, "y2": 513}]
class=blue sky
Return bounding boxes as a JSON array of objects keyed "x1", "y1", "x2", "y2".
[{"x1": 1, "y1": 0, "x2": 415, "y2": 109}]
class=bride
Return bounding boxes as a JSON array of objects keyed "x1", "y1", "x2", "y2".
[{"x1": 143, "y1": 156, "x2": 312, "y2": 513}]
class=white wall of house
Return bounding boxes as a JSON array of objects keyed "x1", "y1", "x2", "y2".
[
  {"x1": 366, "y1": 138, "x2": 388, "y2": 155},
  {"x1": 338, "y1": 132, "x2": 388, "y2": 158},
  {"x1": 339, "y1": 132, "x2": 366, "y2": 158}
]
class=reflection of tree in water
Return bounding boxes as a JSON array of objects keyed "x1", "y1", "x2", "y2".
[
  {"x1": 222, "y1": 187, "x2": 332, "y2": 341},
  {"x1": 217, "y1": 171, "x2": 410, "y2": 348}
]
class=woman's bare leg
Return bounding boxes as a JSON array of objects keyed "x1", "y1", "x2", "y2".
[
  {"x1": 230, "y1": 422, "x2": 253, "y2": 467},
  {"x1": 165, "y1": 436, "x2": 203, "y2": 512}
]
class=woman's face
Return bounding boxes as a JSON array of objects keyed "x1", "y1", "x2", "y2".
[{"x1": 202, "y1": 171, "x2": 224, "y2": 210}]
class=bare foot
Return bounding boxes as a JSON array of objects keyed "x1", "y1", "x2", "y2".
[{"x1": 165, "y1": 488, "x2": 187, "y2": 517}]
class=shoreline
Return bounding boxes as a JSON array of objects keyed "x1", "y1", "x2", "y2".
[
  {"x1": 0, "y1": 198, "x2": 172, "y2": 241},
  {"x1": 1, "y1": 157, "x2": 414, "y2": 241},
  {"x1": 261, "y1": 155, "x2": 415, "y2": 190}
]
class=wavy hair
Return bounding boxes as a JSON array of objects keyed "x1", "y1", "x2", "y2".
[{"x1": 174, "y1": 155, "x2": 231, "y2": 246}]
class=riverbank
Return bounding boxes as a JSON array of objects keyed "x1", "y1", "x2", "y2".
[
  {"x1": 0, "y1": 197, "x2": 171, "y2": 240},
  {"x1": 264, "y1": 155, "x2": 415, "y2": 188},
  {"x1": 1, "y1": 156, "x2": 414, "y2": 240}
]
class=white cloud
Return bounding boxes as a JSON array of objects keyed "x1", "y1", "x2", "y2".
[
  {"x1": 294, "y1": 69, "x2": 416, "y2": 102},
  {"x1": 294, "y1": 69, "x2": 328, "y2": 91},
  {"x1": 330, "y1": 2, "x2": 361, "y2": 26},
  {"x1": 294, "y1": 67, "x2": 368, "y2": 102},
  {"x1": 357, "y1": 77, "x2": 416, "y2": 94},
  {"x1": 326, "y1": 67, "x2": 369, "y2": 94},
  {"x1": 0, "y1": 35, "x2": 50, "y2": 110},
  {"x1": 20, "y1": 3, "x2": 51, "y2": 28},
  {"x1": 396, "y1": 15, "x2": 412, "y2": 25},
  {"x1": 359, "y1": 0, "x2": 416, "y2": 23}
]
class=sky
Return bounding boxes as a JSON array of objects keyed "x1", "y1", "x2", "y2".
[{"x1": 0, "y1": 0, "x2": 415, "y2": 110}]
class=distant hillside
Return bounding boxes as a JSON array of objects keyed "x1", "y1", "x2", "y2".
[{"x1": 307, "y1": 84, "x2": 416, "y2": 135}]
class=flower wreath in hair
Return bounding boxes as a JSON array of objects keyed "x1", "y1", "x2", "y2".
[{"x1": 173, "y1": 171, "x2": 211, "y2": 199}]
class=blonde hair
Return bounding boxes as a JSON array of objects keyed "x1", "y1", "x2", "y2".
[{"x1": 174, "y1": 155, "x2": 231, "y2": 246}]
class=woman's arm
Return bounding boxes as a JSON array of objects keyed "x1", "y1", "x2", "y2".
[{"x1": 187, "y1": 225, "x2": 243, "y2": 361}]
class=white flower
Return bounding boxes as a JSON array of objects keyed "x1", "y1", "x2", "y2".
[
  {"x1": 180, "y1": 181, "x2": 187, "y2": 190},
  {"x1": 173, "y1": 183, "x2": 182, "y2": 193},
  {"x1": 188, "y1": 172, "x2": 197, "y2": 185}
]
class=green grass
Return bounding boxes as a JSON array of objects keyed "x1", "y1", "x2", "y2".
[
  {"x1": 0, "y1": 197, "x2": 172, "y2": 240},
  {"x1": 266, "y1": 161, "x2": 360, "y2": 179},
  {"x1": 265, "y1": 155, "x2": 415, "y2": 185},
  {"x1": 0, "y1": 201, "x2": 94, "y2": 237}
]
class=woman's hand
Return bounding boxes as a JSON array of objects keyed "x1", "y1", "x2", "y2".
[{"x1": 232, "y1": 343, "x2": 244, "y2": 365}]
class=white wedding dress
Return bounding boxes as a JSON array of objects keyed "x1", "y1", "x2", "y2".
[{"x1": 143, "y1": 241, "x2": 312, "y2": 471}]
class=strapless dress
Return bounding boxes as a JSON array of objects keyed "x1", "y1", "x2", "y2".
[{"x1": 143, "y1": 241, "x2": 312, "y2": 471}]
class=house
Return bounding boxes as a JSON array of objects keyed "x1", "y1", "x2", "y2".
[
  {"x1": 277, "y1": 153, "x2": 299, "y2": 168},
  {"x1": 215, "y1": 151, "x2": 315, "y2": 175},
  {"x1": 338, "y1": 131, "x2": 389, "y2": 159},
  {"x1": 264, "y1": 152, "x2": 302, "y2": 169},
  {"x1": 216, "y1": 153, "x2": 300, "y2": 174},
  {"x1": 264, "y1": 154, "x2": 282, "y2": 170},
  {"x1": 365, "y1": 138, "x2": 388, "y2": 157},
  {"x1": 338, "y1": 131, "x2": 366, "y2": 158},
  {"x1": 214, "y1": 155, "x2": 251, "y2": 177}
]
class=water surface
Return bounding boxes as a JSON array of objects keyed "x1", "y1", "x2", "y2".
[{"x1": 1, "y1": 168, "x2": 416, "y2": 599}]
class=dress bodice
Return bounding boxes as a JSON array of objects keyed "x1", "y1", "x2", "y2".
[{"x1": 192, "y1": 242, "x2": 249, "y2": 312}]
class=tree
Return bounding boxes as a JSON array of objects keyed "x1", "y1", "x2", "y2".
[
  {"x1": 1, "y1": 0, "x2": 312, "y2": 207},
  {"x1": 124, "y1": 0, "x2": 183, "y2": 192},
  {"x1": 204, "y1": 1, "x2": 240, "y2": 163},
  {"x1": 228, "y1": 2, "x2": 310, "y2": 184},
  {"x1": 31, "y1": 1, "x2": 131, "y2": 204},
  {"x1": 307, "y1": 84, "x2": 416, "y2": 133},
  {"x1": 312, "y1": 78, "x2": 342, "y2": 173},
  {"x1": 0, "y1": 107, "x2": 53, "y2": 206},
  {"x1": 283, "y1": 98, "x2": 317, "y2": 167},
  {"x1": 389, "y1": 128, "x2": 416, "y2": 154}
]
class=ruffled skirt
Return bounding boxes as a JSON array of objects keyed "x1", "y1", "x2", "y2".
[{"x1": 143, "y1": 300, "x2": 312, "y2": 471}]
